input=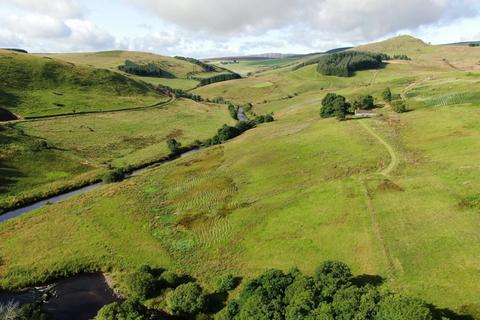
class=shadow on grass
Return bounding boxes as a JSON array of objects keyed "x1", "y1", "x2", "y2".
[{"x1": 351, "y1": 274, "x2": 385, "y2": 287}]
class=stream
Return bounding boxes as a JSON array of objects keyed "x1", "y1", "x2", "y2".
[{"x1": 0, "y1": 148, "x2": 200, "y2": 223}]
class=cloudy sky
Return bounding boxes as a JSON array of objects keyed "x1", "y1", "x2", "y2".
[{"x1": 0, "y1": 0, "x2": 479, "y2": 58}]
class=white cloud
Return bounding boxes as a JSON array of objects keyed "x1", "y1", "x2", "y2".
[
  {"x1": 5, "y1": 0, "x2": 84, "y2": 18},
  {"x1": 65, "y1": 19, "x2": 115, "y2": 50},
  {"x1": 134, "y1": 0, "x2": 480, "y2": 40},
  {"x1": 6, "y1": 14, "x2": 71, "y2": 38}
]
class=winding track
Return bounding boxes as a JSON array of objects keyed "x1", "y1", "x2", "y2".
[{"x1": 359, "y1": 120, "x2": 398, "y2": 176}]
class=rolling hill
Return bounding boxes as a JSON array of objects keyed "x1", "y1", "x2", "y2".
[
  {"x1": 1, "y1": 35, "x2": 480, "y2": 319},
  {"x1": 0, "y1": 49, "x2": 168, "y2": 117}
]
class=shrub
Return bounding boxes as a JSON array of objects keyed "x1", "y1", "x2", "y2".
[
  {"x1": 382, "y1": 87, "x2": 392, "y2": 102},
  {"x1": 102, "y1": 168, "x2": 125, "y2": 184},
  {"x1": 167, "y1": 138, "x2": 182, "y2": 155},
  {"x1": 228, "y1": 104, "x2": 238, "y2": 120},
  {"x1": 392, "y1": 100, "x2": 408, "y2": 113},
  {"x1": 166, "y1": 283, "x2": 206, "y2": 317},
  {"x1": 125, "y1": 271, "x2": 156, "y2": 300},
  {"x1": 96, "y1": 300, "x2": 147, "y2": 320},
  {"x1": 30, "y1": 140, "x2": 49, "y2": 152},
  {"x1": 215, "y1": 273, "x2": 237, "y2": 293}
]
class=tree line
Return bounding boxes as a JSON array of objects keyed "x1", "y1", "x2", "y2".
[
  {"x1": 118, "y1": 60, "x2": 175, "y2": 78},
  {"x1": 174, "y1": 56, "x2": 217, "y2": 72},
  {"x1": 195, "y1": 73, "x2": 242, "y2": 86},
  {"x1": 317, "y1": 51, "x2": 386, "y2": 77},
  {"x1": 93, "y1": 261, "x2": 466, "y2": 320}
]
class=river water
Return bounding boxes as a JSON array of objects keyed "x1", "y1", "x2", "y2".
[{"x1": 0, "y1": 273, "x2": 121, "y2": 320}]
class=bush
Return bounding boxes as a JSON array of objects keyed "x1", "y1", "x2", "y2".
[
  {"x1": 167, "y1": 138, "x2": 182, "y2": 155},
  {"x1": 102, "y1": 168, "x2": 125, "y2": 184},
  {"x1": 382, "y1": 87, "x2": 392, "y2": 102},
  {"x1": 392, "y1": 100, "x2": 408, "y2": 113},
  {"x1": 125, "y1": 271, "x2": 156, "y2": 300},
  {"x1": 215, "y1": 273, "x2": 237, "y2": 293},
  {"x1": 96, "y1": 300, "x2": 147, "y2": 320},
  {"x1": 30, "y1": 140, "x2": 49, "y2": 152},
  {"x1": 166, "y1": 283, "x2": 206, "y2": 317},
  {"x1": 228, "y1": 104, "x2": 238, "y2": 120}
]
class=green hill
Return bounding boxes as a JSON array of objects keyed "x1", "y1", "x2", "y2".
[
  {"x1": 45, "y1": 51, "x2": 239, "y2": 90},
  {"x1": 0, "y1": 50, "x2": 167, "y2": 117}
]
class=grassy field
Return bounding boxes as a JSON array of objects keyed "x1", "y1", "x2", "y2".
[
  {"x1": 209, "y1": 58, "x2": 298, "y2": 76},
  {"x1": 0, "y1": 98, "x2": 234, "y2": 212},
  {"x1": 1, "y1": 36, "x2": 480, "y2": 317},
  {"x1": 0, "y1": 50, "x2": 167, "y2": 117}
]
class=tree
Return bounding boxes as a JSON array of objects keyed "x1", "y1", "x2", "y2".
[
  {"x1": 160, "y1": 270, "x2": 181, "y2": 288},
  {"x1": 96, "y1": 300, "x2": 147, "y2": 320},
  {"x1": 216, "y1": 125, "x2": 240, "y2": 142},
  {"x1": 166, "y1": 283, "x2": 206, "y2": 317},
  {"x1": 125, "y1": 271, "x2": 156, "y2": 300},
  {"x1": 315, "y1": 261, "x2": 352, "y2": 299},
  {"x1": 228, "y1": 104, "x2": 238, "y2": 120},
  {"x1": 167, "y1": 138, "x2": 182, "y2": 155},
  {"x1": 382, "y1": 88, "x2": 392, "y2": 102},
  {"x1": 103, "y1": 168, "x2": 125, "y2": 184},
  {"x1": 392, "y1": 100, "x2": 407, "y2": 113},
  {"x1": 376, "y1": 295, "x2": 433, "y2": 320},
  {"x1": 321, "y1": 93, "x2": 350, "y2": 119},
  {"x1": 352, "y1": 95, "x2": 375, "y2": 110}
]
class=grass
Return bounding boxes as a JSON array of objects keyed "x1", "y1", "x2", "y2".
[
  {"x1": 1, "y1": 36, "x2": 480, "y2": 318},
  {"x1": 0, "y1": 99, "x2": 234, "y2": 212},
  {"x1": 209, "y1": 58, "x2": 297, "y2": 76}
]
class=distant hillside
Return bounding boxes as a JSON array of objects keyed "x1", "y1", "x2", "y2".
[
  {"x1": 355, "y1": 35, "x2": 431, "y2": 56},
  {"x1": 0, "y1": 50, "x2": 166, "y2": 117},
  {"x1": 44, "y1": 51, "x2": 237, "y2": 90}
]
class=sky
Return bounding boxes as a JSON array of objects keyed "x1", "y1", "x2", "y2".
[{"x1": 0, "y1": 0, "x2": 479, "y2": 58}]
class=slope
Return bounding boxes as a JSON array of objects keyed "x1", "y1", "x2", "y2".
[{"x1": 0, "y1": 50, "x2": 167, "y2": 117}]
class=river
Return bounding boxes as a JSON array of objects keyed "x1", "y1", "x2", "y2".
[{"x1": 0, "y1": 148, "x2": 200, "y2": 223}]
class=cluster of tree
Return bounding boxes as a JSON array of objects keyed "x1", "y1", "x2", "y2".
[
  {"x1": 196, "y1": 73, "x2": 242, "y2": 86},
  {"x1": 204, "y1": 115, "x2": 274, "y2": 146},
  {"x1": 391, "y1": 54, "x2": 411, "y2": 60},
  {"x1": 97, "y1": 266, "x2": 240, "y2": 320},
  {"x1": 118, "y1": 60, "x2": 175, "y2": 78},
  {"x1": 382, "y1": 87, "x2": 408, "y2": 113},
  {"x1": 216, "y1": 261, "x2": 448, "y2": 320},
  {"x1": 3, "y1": 48, "x2": 28, "y2": 53},
  {"x1": 468, "y1": 43, "x2": 479, "y2": 47},
  {"x1": 317, "y1": 51, "x2": 386, "y2": 77},
  {"x1": 321, "y1": 93, "x2": 376, "y2": 120},
  {"x1": 174, "y1": 56, "x2": 217, "y2": 72}
]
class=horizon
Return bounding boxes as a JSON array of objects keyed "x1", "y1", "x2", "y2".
[{"x1": 0, "y1": 0, "x2": 479, "y2": 58}]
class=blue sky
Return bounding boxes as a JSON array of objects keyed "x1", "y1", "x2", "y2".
[{"x1": 0, "y1": 0, "x2": 479, "y2": 58}]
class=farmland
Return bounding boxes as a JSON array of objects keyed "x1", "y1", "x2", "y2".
[{"x1": 1, "y1": 36, "x2": 480, "y2": 318}]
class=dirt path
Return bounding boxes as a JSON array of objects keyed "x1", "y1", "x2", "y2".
[
  {"x1": 400, "y1": 77, "x2": 432, "y2": 101},
  {"x1": 0, "y1": 97, "x2": 176, "y2": 125},
  {"x1": 359, "y1": 120, "x2": 398, "y2": 176}
]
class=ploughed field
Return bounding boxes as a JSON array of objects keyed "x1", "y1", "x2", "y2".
[{"x1": 0, "y1": 36, "x2": 479, "y2": 317}]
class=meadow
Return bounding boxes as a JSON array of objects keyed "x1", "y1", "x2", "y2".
[
  {"x1": 0, "y1": 99, "x2": 234, "y2": 212},
  {"x1": 1, "y1": 36, "x2": 479, "y2": 318}
]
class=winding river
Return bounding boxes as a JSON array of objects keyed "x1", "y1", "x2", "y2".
[{"x1": 0, "y1": 148, "x2": 200, "y2": 223}]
